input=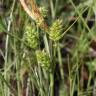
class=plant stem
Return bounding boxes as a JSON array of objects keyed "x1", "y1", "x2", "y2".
[
  {"x1": 43, "y1": 33, "x2": 54, "y2": 96},
  {"x1": 50, "y1": 72, "x2": 54, "y2": 96},
  {"x1": 57, "y1": 43, "x2": 64, "y2": 80},
  {"x1": 50, "y1": 0, "x2": 55, "y2": 19},
  {"x1": 43, "y1": 34, "x2": 50, "y2": 57}
]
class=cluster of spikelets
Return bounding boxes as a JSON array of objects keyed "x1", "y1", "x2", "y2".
[
  {"x1": 24, "y1": 19, "x2": 63, "y2": 48},
  {"x1": 49, "y1": 19, "x2": 63, "y2": 41},
  {"x1": 24, "y1": 17, "x2": 63, "y2": 71},
  {"x1": 35, "y1": 7, "x2": 48, "y2": 31},
  {"x1": 36, "y1": 50, "x2": 50, "y2": 71},
  {"x1": 24, "y1": 23, "x2": 39, "y2": 49},
  {"x1": 39, "y1": 7, "x2": 48, "y2": 18}
]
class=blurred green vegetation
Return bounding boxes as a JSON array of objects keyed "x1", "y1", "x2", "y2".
[{"x1": 0, "y1": 0, "x2": 96, "y2": 96}]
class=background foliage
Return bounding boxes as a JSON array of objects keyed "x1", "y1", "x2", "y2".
[{"x1": 0, "y1": 0, "x2": 96, "y2": 96}]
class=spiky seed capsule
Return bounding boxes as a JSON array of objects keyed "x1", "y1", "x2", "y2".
[
  {"x1": 36, "y1": 50, "x2": 50, "y2": 71},
  {"x1": 24, "y1": 24, "x2": 39, "y2": 49},
  {"x1": 49, "y1": 19, "x2": 63, "y2": 41}
]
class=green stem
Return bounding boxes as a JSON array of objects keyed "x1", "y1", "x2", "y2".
[
  {"x1": 43, "y1": 33, "x2": 54, "y2": 96},
  {"x1": 50, "y1": 72, "x2": 54, "y2": 96},
  {"x1": 77, "y1": 56, "x2": 80, "y2": 96},
  {"x1": 16, "y1": 56, "x2": 21, "y2": 96},
  {"x1": 87, "y1": 72, "x2": 92, "y2": 90},
  {"x1": 57, "y1": 43, "x2": 64, "y2": 80},
  {"x1": 43, "y1": 34, "x2": 50, "y2": 57},
  {"x1": 49, "y1": 0, "x2": 57, "y2": 95},
  {"x1": 50, "y1": 0, "x2": 55, "y2": 19}
]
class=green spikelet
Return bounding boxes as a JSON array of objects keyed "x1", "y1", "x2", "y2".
[
  {"x1": 36, "y1": 50, "x2": 50, "y2": 71},
  {"x1": 36, "y1": 18, "x2": 44, "y2": 27},
  {"x1": 49, "y1": 19, "x2": 63, "y2": 41},
  {"x1": 24, "y1": 24, "x2": 39, "y2": 49},
  {"x1": 39, "y1": 7, "x2": 48, "y2": 18}
]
